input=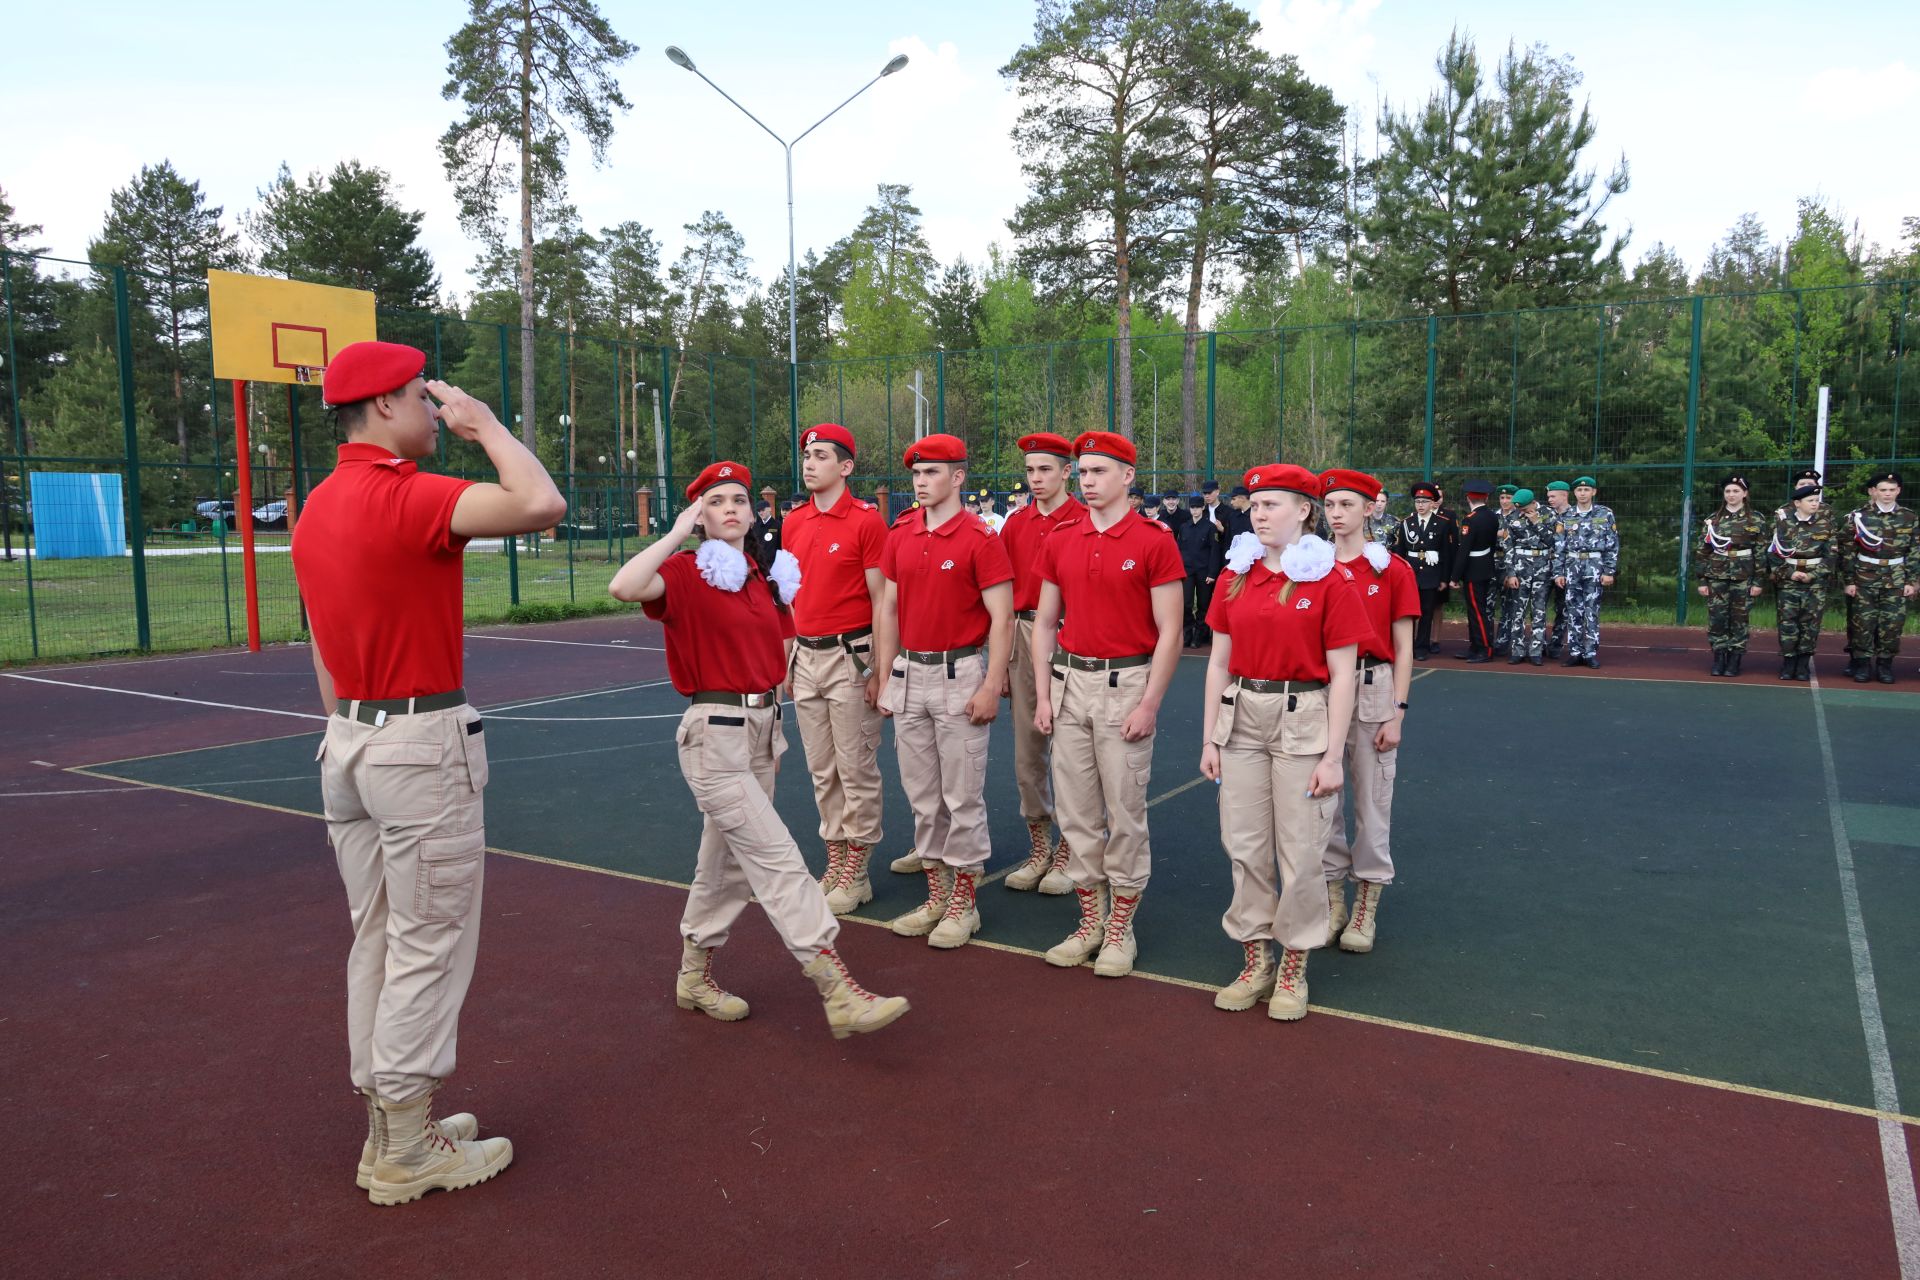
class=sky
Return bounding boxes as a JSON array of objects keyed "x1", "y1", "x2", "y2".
[{"x1": 3, "y1": 0, "x2": 1915, "y2": 304}]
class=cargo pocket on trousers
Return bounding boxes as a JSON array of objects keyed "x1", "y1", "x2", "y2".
[
  {"x1": 943, "y1": 654, "x2": 986, "y2": 717},
  {"x1": 879, "y1": 664, "x2": 908, "y2": 716},
  {"x1": 1210, "y1": 690, "x2": 1238, "y2": 747},
  {"x1": 458, "y1": 715, "x2": 489, "y2": 792},
  {"x1": 698, "y1": 714, "x2": 752, "y2": 773},
  {"x1": 1105, "y1": 666, "x2": 1147, "y2": 727},
  {"x1": 1377, "y1": 748, "x2": 1398, "y2": 786},
  {"x1": 1278, "y1": 691, "x2": 1329, "y2": 758},
  {"x1": 365, "y1": 736, "x2": 443, "y2": 819},
  {"x1": 1047, "y1": 666, "x2": 1067, "y2": 720},
  {"x1": 415, "y1": 827, "x2": 484, "y2": 922},
  {"x1": 1355, "y1": 671, "x2": 1395, "y2": 724}
]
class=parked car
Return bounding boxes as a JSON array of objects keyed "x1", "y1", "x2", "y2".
[
  {"x1": 194, "y1": 498, "x2": 235, "y2": 522},
  {"x1": 252, "y1": 501, "x2": 288, "y2": 530}
]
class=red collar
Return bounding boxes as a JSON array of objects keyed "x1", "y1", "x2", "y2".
[
  {"x1": 1071, "y1": 508, "x2": 1143, "y2": 538},
  {"x1": 336, "y1": 442, "x2": 415, "y2": 473},
  {"x1": 806, "y1": 488, "x2": 863, "y2": 520},
  {"x1": 910, "y1": 507, "x2": 970, "y2": 538}
]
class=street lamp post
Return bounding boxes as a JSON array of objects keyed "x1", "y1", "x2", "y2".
[{"x1": 664, "y1": 44, "x2": 908, "y2": 483}]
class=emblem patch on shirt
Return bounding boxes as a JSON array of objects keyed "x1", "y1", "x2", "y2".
[
  {"x1": 1367, "y1": 583, "x2": 1380, "y2": 596},
  {"x1": 1296, "y1": 597, "x2": 1313, "y2": 609},
  {"x1": 941, "y1": 559, "x2": 955, "y2": 570},
  {"x1": 1122, "y1": 559, "x2": 1136, "y2": 570},
  {"x1": 828, "y1": 542, "x2": 840, "y2": 554}
]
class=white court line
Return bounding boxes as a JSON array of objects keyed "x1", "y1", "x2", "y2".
[
  {"x1": 484, "y1": 700, "x2": 795, "y2": 723},
  {"x1": 1810, "y1": 670, "x2": 1920, "y2": 1277},
  {"x1": 1, "y1": 673, "x2": 327, "y2": 721},
  {"x1": 0, "y1": 786, "x2": 149, "y2": 798},
  {"x1": 468, "y1": 634, "x2": 664, "y2": 652},
  {"x1": 481, "y1": 679, "x2": 674, "y2": 713}
]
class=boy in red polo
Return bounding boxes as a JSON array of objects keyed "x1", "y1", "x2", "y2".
[
  {"x1": 1030, "y1": 431, "x2": 1184, "y2": 978},
  {"x1": 1320, "y1": 469, "x2": 1419, "y2": 953},
  {"x1": 293, "y1": 342, "x2": 565, "y2": 1204},
  {"x1": 998, "y1": 432, "x2": 1085, "y2": 894},
  {"x1": 779, "y1": 423, "x2": 890, "y2": 911},
  {"x1": 872, "y1": 434, "x2": 1015, "y2": 949}
]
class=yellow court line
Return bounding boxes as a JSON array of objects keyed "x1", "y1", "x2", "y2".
[
  {"x1": 72, "y1": 727, "x2": 323, "y2": 772},
  {"x1": 67, "y1": 762, "x2": 1920, "y2": 1132}
]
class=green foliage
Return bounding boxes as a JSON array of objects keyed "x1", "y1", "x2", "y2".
[{"x1": 248, "y1": 161, "x2": 439, "y2": 310}]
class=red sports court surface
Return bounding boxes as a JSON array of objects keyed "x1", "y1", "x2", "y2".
[{"x1": 3, "y1": 615, "x2": 1916, "y2": 1277}]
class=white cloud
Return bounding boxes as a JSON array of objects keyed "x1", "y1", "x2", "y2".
[
  {"x1": 1252, "y1": 0, "x2": 1383, "y2": 102},
  {"x1": 1800, "y1": 61, "x2": 1919, "y2": 122}
]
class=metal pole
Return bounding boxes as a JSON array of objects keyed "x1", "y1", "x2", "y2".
[
  {"x1": 990, "y1": 348, "x2": 1000, "y2": 479},
  {"x1": 1789, "y1": 291, "x2": 1803, "y2": 458},
  {"x1": 1814, "y1": 385, "x2": 1831, "y2": 480},
  {"x1": 1592, "y1": 306, "x2": 1606, "y2": 465},
  {"x1": 935, "y1": 348, "x2": 946, "y2": 435},
  {"x1": 561, "y1": 339, "x2": 575, "y2": 603},
  {"x1": 433, "y1": 312, "x2": 445, "y2": 465},
  {"x1": 231, "y1": 379, "x2": 260, "y2": 650},
  {"x1": 1422, "y1": 314, "x2": 1437, "y2": 480},
  {"x1": 2, "y1": 252, "x2": 23, "y2": 453},
  {"x1": 659, "y1": 345, "x2": 673, "y2": 525},
  {"x1": 1346, "y1": 322, "x2": 1357, "y2": 466},
  {"x1": 113, "y1": 266, "x2": 152, "y2": 650},
  {"x1": 1676, "y1": 294, "x2": 1703, "y2": 625},
  {"x1": 1205, "y1": 332, "x2": 1217, "y2": 482},
  {"x1": 1106, "y1": 338, "x2": 1116, "y2": 435},
  {"x1": 1892, "y1": 280, "x2": 1908, "y2": 460},
  {"x1": 497, "y1": 324, "x2": 519, "y2": 605},
  {"x1": 1274, "y1": 335, "x2": 1284, "y2": 459},
  {"x1": 1508, "y1": 313, "x2": 1519, "y2": 467}
]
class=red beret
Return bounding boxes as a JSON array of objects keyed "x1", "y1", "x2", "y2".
[
  {"x1": 322, "y1": 340, "x2": 426, "y2": 407},
  {"x1": 1243, "y1": 464, "x2": 1322, "y2": 499},
  {"x1": 685, "y1": 460, "x2": 752, "y2": 503},
  {"x1": 1017, "y1": 432, "x2": 1074, "y2": 458},
  {"x1": 801, "y1": 423, "x2": 856, "y2": 456},
  {"x1": 1072, "y1": 430, "x2": 1136, "y2": 465},
  {"x1": 1319, "y1": 468, "x2": 1382, "y2": 501},
  {"x1": 903, "y1": 433, "x2": 967, "y2": 467},
  {"x1": 1411, "y1": 481, "x2": 1441, "y2": 500}
]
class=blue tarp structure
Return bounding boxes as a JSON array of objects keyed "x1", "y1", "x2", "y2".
[{"x1": 30, "y1": 472, "x2": 126, "y2": 559}]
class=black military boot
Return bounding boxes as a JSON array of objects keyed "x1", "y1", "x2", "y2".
[
  {"x1": 1711, "y1": 650, "x2": 1728, "y2": 677},
  {"x1": 1877, "y1": 658, "x2": 1896, "y2": 685},
  {"x1": 1727, "y1": 651, "x2": 1743, "y2": 677},
  {"x1": 1853, "y1": 657, "x2": 1873, "y2": 683},
  {"x1": 1778, "y1": 656, "x2": 1794, "y2": 681},
  {"x1": 1796, "y1": 655, "x2": 1813, "y2": 681}
]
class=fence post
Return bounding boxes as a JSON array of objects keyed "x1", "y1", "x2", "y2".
[
  {"x1": 935, "y1": 348, "x2": 946, "y2": 435},
  {"x1": 113, "y1": 266, "x2": 151, "y2": 650},
  {"x1": 561, "y1": 338, "x2": 575, "y2": 603},
  {"x1": 660, "y1": 345, "x2": 675, "y2": 524},
  {"x1": 1205, "y1": 331, "x2": 1217, "y2": 481},
  {"x1": 1106, "y1": 338, "x2": 1116, "y2": 435},
  {"x1": 1789, "y1": 291, "x2": 1803, "y2": 460},
  {"x1": 496, "y1": 324, "x2": 519, "y2": 605},
  {"x1": 433, "y1": 313, "x2": 445, "y2": 465},
  {"x1": 788, "y1": 353, "x2": 801, "y2": 494},
  {"x1": 1274, "y1": 332, "x2": 1285, "y2": 457},
  {"x1": 2, "y1": 251, "x2": 23, "y2": 453},
  {"x1": 1508, "y1": 313, "x2": 1519, "y2": 466},
  {"x1": 1422, "y1": 314, "x2": 1437, "y2": 480},
  {"x1": 1, "y1": 251, "x2": 37, "y2": 656},
  {"x1": 991, "y1": 347, "x2": 1001, "y2": 474},
  {"x1": 1676, "y1": 294, "x2": 1703, "y2": 625},
  {"x1": 1893, "y1": 280, "x2": 1908, "y2": 460},
  {"x1": 1346, "y1": 322, "x2": 1357, "y2": 466},
  {"x1": 1591, "y1": 306, "x2": 1607, "y2": 465}
]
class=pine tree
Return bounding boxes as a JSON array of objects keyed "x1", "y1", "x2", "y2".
[{"x1": 248, "y1": 161, "x2": 440, "y2": 310}]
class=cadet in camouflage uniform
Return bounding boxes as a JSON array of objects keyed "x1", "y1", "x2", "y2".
[
  {"x1": 1501, "y1": 488, "x2": 1556, "y2": 664},
  {"x1": 1696, "y1": 474, "x2": 1771, "y2": 677},
  {"x1": 1770, "y1": 479, "x2": 1838, "y2": 681},
  {"x1": 1551, "y1": 475, "x2": 1619, "y2": 668},
  {"x1": 1840, "y1": 469, "x2": 1919, "y2": 684},
  {"x1": 1542, "y1": 481, "x2": 1573, "y2": 657},
  {"x1": 1493, "y1": 484, "x2": 1520, "y2": 654}
]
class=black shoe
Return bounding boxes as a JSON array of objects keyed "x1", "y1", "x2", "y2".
[
  {"x1": 1529, "y1": 654, "x2": 1543, "y2": 666},
  {"x1": 1797, "y1": 656, "x2": 1812, "y2": 682},
  {"x1": 1711, "y1": 650, "x2": 1728, "y2": 677},
  {"x1": 1727, "y1": 653, "x2": 1743, "y2": 677},
  {"x1": 1586, "y1": 655, "x2": 1601, "y2": 669},
  {"x1": 1562, "y1": 655, "x2": 1582, "y2": 667},
  {"x1": 1466, "y1": 653, "x2": 1491, "y2": 664},
  {"x1": 1877, "y1": 659, "x2": 1896, "y2": 685},
  {"x1": 1853, "y1": 660, "x2": 1872, "y2": 683},
  {"x1": 1779, "y1": 658, "x2": 1795, "y2": 681},
  {"x1": 1493, "y1": 643, "x2": 1509, "y2": 656},
  {"x1": 1545, "y1": 646, "x2": 1561, "y2": 660},
  {"x1": 1508, "y1": 654, "x2": 1525, "y2": 665}
]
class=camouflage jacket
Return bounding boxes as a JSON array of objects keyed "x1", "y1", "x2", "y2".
[
  {"x1": 1768, "y1": 510, "x2": 1838, "y2": 585},
  {"x1": 1772, "y1": 500, "x2": 1835, "y2": 541},
  {"x1": 1501, "y1": 508, "x2": 1557, "y2": 577},
  {"x1": 1552, "y1": 504, "x2": 1620, "y2": 577},
  {"x1": 1839, "y1": 503, "x2": 1919, "y2": 587},
  {"x1": 1696, "y1": 505, "x2": 1771, "y2": 583}
]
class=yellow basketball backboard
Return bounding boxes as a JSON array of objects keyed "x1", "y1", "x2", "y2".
[{"x1": 208, "y1": 269, "x2": 377, "y2": 385}]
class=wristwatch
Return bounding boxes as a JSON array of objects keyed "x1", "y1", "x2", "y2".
[{"x1": 1395, "y1": 701, "x2": 1410, "y2": 711}]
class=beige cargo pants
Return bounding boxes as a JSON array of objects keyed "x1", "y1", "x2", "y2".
[
  {"x1": 1214, "y1": 686, "x2": 1337, "y2": 952},
  {"x1": 1008, "y1": 617, "x2": 1054, "y2": 820},
  {"x1": 676, "y1": 702, "x2": 839, "y2": 962},
  {"x1": 1322, "y1": 663, "x2": 1398, "y2": 886},
  {"x1": 790, "y1": 639, "x2": 884, "y2": 847},
  {"x1": 1048, "y1": 661, "x2": 1154, "y2": 892},
  {"x1": 321, "y1": 703, "x2": 489, "y2": 1105},
  {"x1": 879, "y1": 652, "x2": 992, "y2": 869}
]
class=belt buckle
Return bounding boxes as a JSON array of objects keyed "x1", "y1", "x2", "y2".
[
  {"x1": 1076, "y1": 655, "x2": 1098, "y2": 670},
  {"x1": 1246, "y1": 678, "x2": 1271, "y2": 692},
  {"x1": 744, "y1": 692, "x2": 767, "y2": 708}
]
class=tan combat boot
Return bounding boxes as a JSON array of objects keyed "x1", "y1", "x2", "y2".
[
  {"x1": 1003, "y1": 819, "x2": 1055, "y2": 891},
  {"x1": 825, "y1": 841, "x2": 874, "y2": 914},
  {"x1": 358, "y1": 1088, "x2": 476, "y2": 1190},
  {"x1": 1044, "y1": 883, "x2": 1107, "y2": 967},
  {"x1": 818, "y1": 839, "x2": 848, "y2": 895},
  {"x1": 674, "y1": 938, "x2": 750, "y2": 1022},
  {"x1": 1036, "y1": 836, "x2": 1073, "y2": 895},
  {"x1": 928, "y1": 868, "x2": 981, "y2": 949},
  {"x1": 1340, "y1": 881, "x2": 1383, "y2": 953},
  {"x1": 889, "y1": 846, "x2": 925, "y2": 874},
  {"x1": 369, "y1": 1088, "x2": 513, "y2": 1205},
  {"x1": 1326, "y1": 879, "x2": 1349, "y2": 946},
  {"x1": 1266, "y1": 948, "x2": 1310, "y2": 1021},
  {"x1": 802, "y1": 946, "x2": 910, "y2": 1039},
  {"x1": 1093, "y1": 889, "x2": 1142, "y2": 978},
  {"x1": 890, "y1": 863, "x2": 955, "y2": 937},
  {"x1": 1213, "y1": 940, "x2": 1276, "y2": 1011}
]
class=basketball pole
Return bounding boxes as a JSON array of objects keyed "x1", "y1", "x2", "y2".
[{"x1": 232, "y1": 379, "x2": 262, "y2": 651}]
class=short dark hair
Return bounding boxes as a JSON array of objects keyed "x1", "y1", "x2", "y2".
[{"x1": 332, "y1": 399, "x2": 372, "y2": 435}]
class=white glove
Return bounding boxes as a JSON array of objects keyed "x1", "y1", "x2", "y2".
[{"x1": 1424, "y1": 550, "x2": 1440, "y2": 567}]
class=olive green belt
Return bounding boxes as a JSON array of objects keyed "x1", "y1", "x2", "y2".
[
  {"x1": 335, "y1": 688, "x2": 467, "y2": 725},
  {"x1": 691, "y1": 689, "x2": 780, "y2": 708}
]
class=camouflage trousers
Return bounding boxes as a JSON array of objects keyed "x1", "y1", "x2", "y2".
[
  {"x1": 1548, "y1": 583, "x2": 1568, "y2": 653},
  {"x1": 1562, "y1": 562, "x2": 1605, "y2": 658},
  {"x1": 1775, "y1": 579, "x2": 1829, "y2": 658},
  {"x1": 1704, "y1": 577, "x2": 1760, "y2": 653},
  {"x1": 1508, "y1": 567, "x2": 1555, "y2": 656},
  {"x1": 1846, "y1": 575, "x2": 1910, "y2": 657},
  {"x1": 1496, "y1": 581, "x2": 1522, "y2": 650}
]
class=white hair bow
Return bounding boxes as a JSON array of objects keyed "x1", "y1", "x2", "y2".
[
  {"x1": 1279, "y1": 534, "x2": 1336, "y2": 583},
  {"x1": 1224, "y1": 531, "x2": 1263, "y2": 574},
  {"x1": 695, "y1": 539, "x2": 750, "y2": 592},
  {"x1": 769, "y1": 548, "x2": 802, "y2": 600},
  {"x1": 1362, "y1": 540, "x2": 1391, "y2": 572}
]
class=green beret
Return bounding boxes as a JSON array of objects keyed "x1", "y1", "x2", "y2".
[
  {"x1": 1546, "y1": 480, "x2": 1571, "y2": 492},
  {"x1": 1574, "y1": 475, "x2": 1598, "y2": 488},
  {"x1": 1511, "y1": 487, "x2": 1535, "y2": 506},
  {"x1": 1497, "y1": 483, "x2": 1518, "y2": 496}
]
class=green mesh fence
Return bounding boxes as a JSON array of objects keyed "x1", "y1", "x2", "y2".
[{"x1": 2, "y1": 248, "x2": 1913, "y2": 661}]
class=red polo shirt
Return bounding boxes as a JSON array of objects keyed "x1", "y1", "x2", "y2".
[
  {"x1": 642, "y1": 550, "x2": 796, "y2": 695},
  {"x1": 291, "y1": 442, "x2": 474, "y2": 701},
  {"x1": 1338, "y1": 552, "x2": 1421, "y2": 662},
  {"x1": 1039, "y1": 509, "x2": 1183, "y2": 658},
  {"x1": 880, "y1": 509, "x2": 1014, "y2": 652},
  {"x1": 781, "y1": 487, "x2": 887, "y2": 636},
  {"x1": 1206, "y1": 562, "x2": 1372, "y2": 681},
  {"x1": 1001, "y1": 496, "x2": 1086, "y2": 611}
]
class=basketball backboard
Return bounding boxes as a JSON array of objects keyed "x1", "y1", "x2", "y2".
[{"x1": 208, "y1": 269, "x2": 377, "y2": 385}]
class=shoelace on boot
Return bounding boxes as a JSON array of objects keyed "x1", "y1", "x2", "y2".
[
  {"x1": 919, "y1": 865, "x2": 949, "y2": 914},
  {"x1": 1276, "y1": 950, "x2": 1305, "y2": 993},
  {"x1": 1106, "y1": 893, "x2": 1140, "y2": 938},
  {"x1": 699, "y1": 950, "x2": 726, "y2": 995},
  {"x1": 819, "y1": 947, "x2": 877, "y2": 1002},
  {"x1": 823, "y1": 841, "x2": 849, "y2": 890},
  {"x1": 1233, "y1": 940, "x2": 1266, "y2": 984},
  {"x1": 1050, "y1": 837, "x2": 1072, "y2": 871},
  {"x1": 1024, "y1": 822, "x2": 1050, "y2": 868},
  {"x1": 1069, "y1": 886, "x2": 1103, "y2": 939},
  {"x1": 1350, "y1": 886, "x2": 1373, "y2": 928},
  {"x1": 943, "y1": 872, "x2": 977, "y2": 919}
]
